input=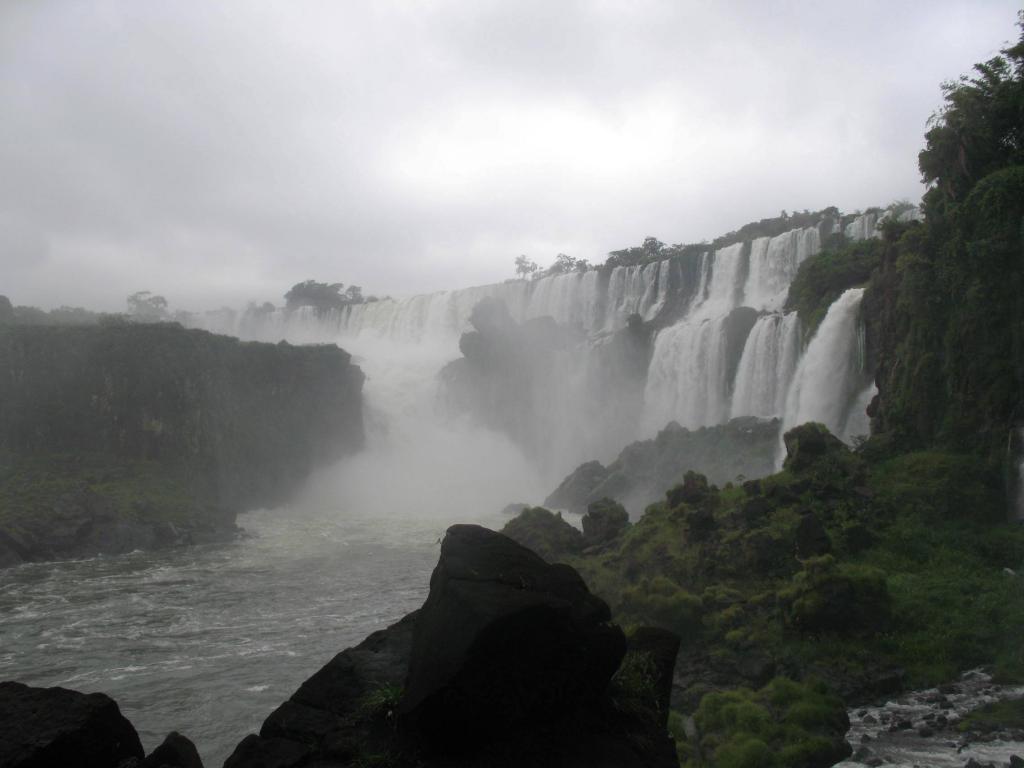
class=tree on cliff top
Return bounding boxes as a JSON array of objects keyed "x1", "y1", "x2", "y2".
[
  {"x1": 285, "y1": 280, "x2": 366, "y2": 312},
  {"x1": 919, "y1": 12, "x2": 1024, "y2": 212},
  {"x1": 514, "y1": 255, "x2": 539, "y2": 279},
  {"x1": 126, "y1": 291, "x2": 168, "y2": 321},
  {"x1": 0, "y1": 295, "x2": 13, "y2": 324}
]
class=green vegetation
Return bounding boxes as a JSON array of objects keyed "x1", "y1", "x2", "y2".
[
  {"x1": 677, "y1": 677, "x2": 850, "y2": 768},
  {"x1": 500, "y1": 506, "x2": 583, "y2": 560},
  {"x1": 784, "y1": 239, "x2": 883, "y2": 334},
  {"x1": 565, "y1": 426, "x2": 1024, "y2": 716},
  {"x1": 864, "y1": 15, "x2": 1024, "y2": 459},
  {"x1": 0, "y1": 453, "x2": 207, "y2": 527},
  {"x1": 957, "y1": 698, "x2": 1024, "y2": 733},
  {"x1": 285, "y1": 279, "x2": 378, "y2": 312}
]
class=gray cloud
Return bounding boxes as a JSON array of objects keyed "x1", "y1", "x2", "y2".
[{"x1": 1, "y1": 0, "x2": 1019, "y2": 311}]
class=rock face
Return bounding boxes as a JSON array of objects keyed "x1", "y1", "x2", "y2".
[
  {"x1": 401, "y1": 525, "x2": 626, "y2": 751},
  {"x1": 0, "y1": 681, "x2": 145, "y2": 768},
  {"x1": 581, "y1": 497, "x2": 630, "y2": 546},
  {"x1": 499, "y1": 506, "x2": 584, "y2": 560},
  {"x1": 545, "y1": 417, "x2": 780, "y2": 515},
  {"x1": 0, "y1": 323, "x2": 364, "y2": 564},
  {"x1": 224, "y1": 524, "x2": 679, "y2": 768}
]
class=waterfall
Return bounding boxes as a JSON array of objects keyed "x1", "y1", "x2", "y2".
[
  {"x1": 730, "y1": 312, "x2": 801, "y2": 419},
  {"x1": 845, "y1": 212, "x2": 881, "y2": 241},
  {"x1": 195, "y1": 216, "x2": 881, "y2": 489},
  {"x1": 692, "y1": 242, "x2": 746, "y2": 319},
  {"x1": 780, "y1": 288, "x2": 869, "y2": 443},
  {"x1": 643, "y1": 316, "x2": 733, "y2": 431},
  {"x1": 641, "y1": 225, "x2": 820, "y2": 431},
  {"x1": 742, "y1": 227, "x2": 820, "y2": 311}
]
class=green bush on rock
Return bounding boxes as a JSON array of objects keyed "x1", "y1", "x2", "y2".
[
  {"x1": 500, "y1": 506, "x2": 583, "y2": 561},
  {"x1": 680, "y1": 677, "x2": 850, "y2": 768}
]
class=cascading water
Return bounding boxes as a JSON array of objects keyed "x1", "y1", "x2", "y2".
[
  {"x1": 641, "y1": 225, "x2": 822, "y2": 433},
  {"x1": 742, "y1": 228, "x2": 820, "y2": 311},
  {"x1": 730, "y1": 312, "x2": 801, "y2": 420},
  {"x1": 779, "y1": 288, "x2": 871, "y2": 457},
  {"x1": 197, "y1": 212, "x2": 898, "y2": 491}
]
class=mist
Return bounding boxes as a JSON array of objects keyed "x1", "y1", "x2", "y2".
[{"x1": 2, "y1": 1, "x2": 1020, "y2": 312}]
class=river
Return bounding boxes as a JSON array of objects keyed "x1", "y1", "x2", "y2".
[{"x1": 0, "y1": 504, "x2": 486, "y2": 766}]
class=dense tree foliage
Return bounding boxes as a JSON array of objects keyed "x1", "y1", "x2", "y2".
[
  {"x1": 919, "y1": 17, "x2": 1024, "y2": 215},
  {"x1": 514, "y1": 254, "x2": 539, "y2": 279},
  {"x1": 126, "y1": 290, "x2": 168, "y2": 320},
  {"x1": 284, "y1": 280, "x2": 369, "y2": 312},
  {"x1": 866, "y1": 15, "x2": 1024, "y2": 456}
]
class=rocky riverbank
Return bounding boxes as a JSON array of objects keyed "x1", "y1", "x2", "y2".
[{"x1": 837, "y1": 670, "x2": 1024, "y2": 768}]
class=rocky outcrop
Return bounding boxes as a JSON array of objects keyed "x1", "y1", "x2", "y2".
[
  {"x1": 224, "y1": 524, "x2": 679, "y2": 767},
  {"x1": 439, "y1": 297, "x2": 652, "y2": 475},
  {"x1": 0, "y1": 323, "x2": 364, "y2": 565},
  {"x1": 582, "y1": 497, "x2": 631, "y2": 546},
  {"x1": 0, "y1": 681, "x2": 206, "y2": 768},
  {"x1": 546, "y1": 417, "x2": 780, "y2": 515},
  {"x1": 0, "y1": 681, "x2": 145, "y2": 768},
  {"x1": 500, "y1": 506, "x2": 584, "y2": 560}
]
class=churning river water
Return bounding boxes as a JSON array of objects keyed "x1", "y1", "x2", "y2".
[{"x1": 0, "y1": 506, "x2": 487, "y2": 766}]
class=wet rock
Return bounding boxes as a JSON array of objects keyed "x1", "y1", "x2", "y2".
[
  {"x1": 1009, "y1": 755, "x2": 1023, "y2": 768},
  {"x1": 401, "y1": 524, "x2": 626, "y2": 750},
  {"x1": 796, "y1": 511, "x2": 832, "y2": 558},
  {"x1": 625, "y1": 626, "x2": 681, "y2": 728},
  {"x1": 918, "y1": 726, "x2": 934, "y2": 737},
  {"x1": 223, "y1": 735, "x2": 311, "y2": 768},
  {"x1": 224, "y1": 524, "x2": 679, "y2": 767},
  {"x1": 581, "y1": 497, "x2": 630, "y2": 547},
  {"x1": 0, "y1": 681, "x2": 145, "y2": 768},
  {"x1": 666, "y1": 471, "x2": 710, "y2": 508},
  {"x1": 783, "y1": 423, "x2": 846, "y2": 472},
  {"x1": 142, "y1": 732, "x2": 204, "y2": 768},
  {"x1": 964, "y1": 759, "x2": 996, "y2": 768},
  {"x1": 544, "y1": 460, "x2": 610, "y2": 514},
  {"x1": 500, "y1": 507, "x2": 584, "y2": 561}
]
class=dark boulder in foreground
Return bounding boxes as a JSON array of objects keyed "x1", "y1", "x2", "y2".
[
  {"x1": 140, "y1": 731, "x2": 205, "y2": 768},
  {"x1": 0, "y1": 682, "x2": 206, "y2": 768},
  {"x1": 0, "y1": 681, "x2": 145, "y2": 768},
  {"x1": 400, "y1": 524, "x2": 626, "y2": 751},
  {"x1": 224, "y1": 524, "x2": 679, "y2": 767},
  {"x1": 0, "y1": 525, "x2": 678, "y2": 768}
]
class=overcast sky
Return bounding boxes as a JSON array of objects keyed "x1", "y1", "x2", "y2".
[{"x1": 1, "y1": 1, "x2": 1020, "y2": 312}]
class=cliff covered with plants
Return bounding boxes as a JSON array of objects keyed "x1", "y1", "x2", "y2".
[
  {"x1": 493, "y1": 21, "x2": 1024, "y2": 766},
  {"x1": 0, "y1": 322, "x2": 364, "y2": 565}
]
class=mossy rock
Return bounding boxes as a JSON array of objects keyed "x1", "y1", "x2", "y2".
[
  {"x1": 500, "y1": 506, "x2": 583, "y2": 561},
  {"x1": 582, "y1": 497, "x2": 630, "y2": 547},
  {"x1": 779, "y1": 556, "x2": 890, "y2": 636}
]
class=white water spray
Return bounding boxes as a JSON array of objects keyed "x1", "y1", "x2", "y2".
[{"x1": 780, "y1": 288, "x2": 869, "y2": 449}]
